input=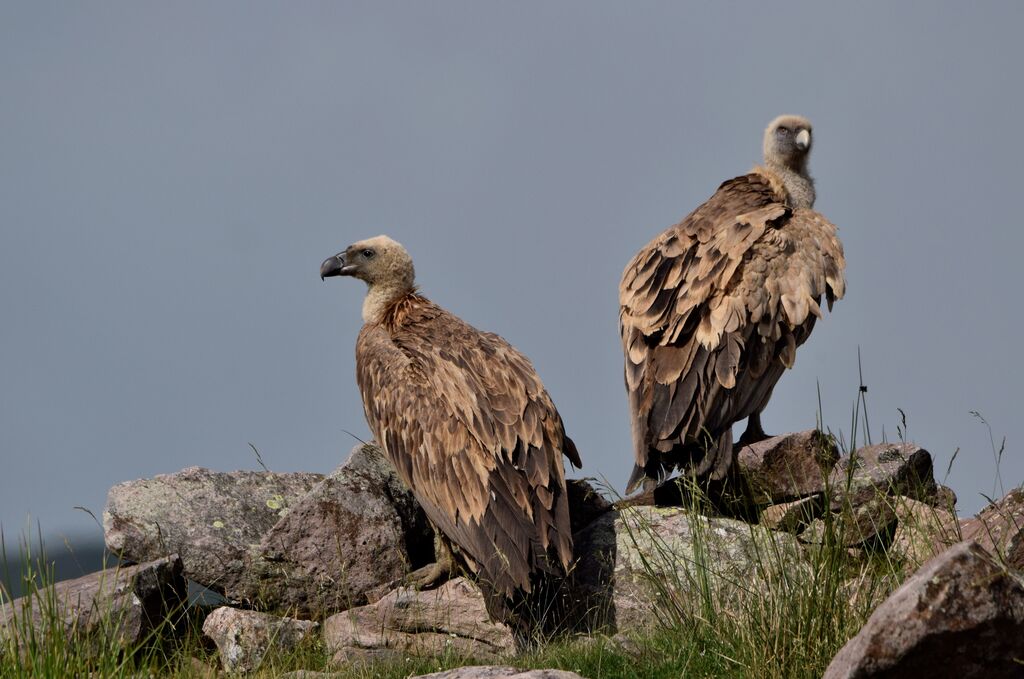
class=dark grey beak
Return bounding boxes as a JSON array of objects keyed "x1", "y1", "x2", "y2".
[{"x1": 320, "y1": 254, "x2": 354, "y2": 280}]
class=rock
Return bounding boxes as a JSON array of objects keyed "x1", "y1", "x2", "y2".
[
  {"x1": 104, "y1": 467, "x2": 323, "y2": 600},
  {"x1": 242, "y1": 444, "x2": 435, "y2": 616},
  {"x1": 202, "y1": 606, "x2": 317, "y2": 675},
  {"x1": 737, "y1": 430, "x2": 839, "y2": 503},
  {"x1": 323, "y1": 578, "x2": 515, "y2": 663},
  {"x1": 760, "y1": 496, "x2": 823, "y2": 533},
  {"x1": 889, "y1": 496, "x2": 960, "y2": 574},
  {"x1": 959, "y1": 487, "x2": 1024, "y2": 571},
  {"x1": 410, "y1": 668, "x2": 587, "y2": 679},
  {"x1": 0, "y1": 555, "x2": 185, "y2": 656},
  {"x1": 827, "y1": 443, "x2": 937, "y2": 510},
  {"x1": 569, "y1": 506, "x2": 804, "y2": 633},
  {"x1": 931, "y1": 484, "x2": 958, "y2": 510},
  {"x1": 800, "y1": 496, "x2": 899, "y2": 549},
  {"x1": 824, "y1": 540, "x2": 1024, "y2": 678}
]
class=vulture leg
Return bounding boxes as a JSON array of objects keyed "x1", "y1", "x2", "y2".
[
  {"x1": 737, "y1": 411, "x2": 771, "y2": 447},
  {"x1": 402, "y1": 533, "x2": 457, "y2": 590}
]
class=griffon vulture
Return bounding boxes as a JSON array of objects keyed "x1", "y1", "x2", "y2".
[
  {"x1": 619, "y1": 115, "x2": 846, "y2": 494},
  {"x1": 320, "y1": 235, "x2": 581, "y2": 629}
]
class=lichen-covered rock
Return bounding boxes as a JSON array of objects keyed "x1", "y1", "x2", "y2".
[
  {"x1": 889, "y1": 496, "x2": 960, "y2": 574},
  {"x1": 0, "y1": 555, "x2": 185, "y2": 656},
  {"x1": 411, "y1": 668, "x2": 587, "y2": 679},
  {"x1": 202, "y1": 606, "x2": 317, "y2": 675},
  {"x1": 824, "y1": 540, "x2": 1024, "y2": 678},
  {"x1": 323, "y1": 578, "x2": 515, "y2": 663},
  {"x1": 827, "y1": 443, "x2": 937, "y2": 510},
  {"x1": 104, "y1": 467, "x2": 322, "y2": 599},
  {"x1": 959, "y1": 487, "x2": 1024, "y2": 571},
  {"x1": 737, "y1": 430, "x2": 839, "y2": 503},
  {"x1": 569, "y1": 506, "x2": 804, "y2": 632},
  {"x1": 241, "y1": 444, "x2": 435, "y2": 616}
]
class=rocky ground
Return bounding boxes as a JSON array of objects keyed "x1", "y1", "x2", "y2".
[{"x1": 3, "y1": 434, "x2": 1024, "y2": 677}]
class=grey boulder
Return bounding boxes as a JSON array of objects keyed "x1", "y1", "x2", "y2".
[
  {"x1": 242, "y1": 443, "x2": 435, "y2": 616},
  {"x1": 827, "y1": 443, "x2": 937, "y2": 510},
  {"x1": 0, "y1": 555, "x2": 185, "y2": 656},
  {"x1": 737, "y1": 430, "x2": 839, "y2": 503},
  {"x1": 824, "y1": 540, "x2": 1024, "y2": 678},
  {"x1": 323, "y1": 577, "x2": 515, "y2": 663},
  {"x1": 569, "y1": 506, "x2": 803, "y2": 633},
  {"x1": 960, "y1": 487, "x2": 1024, "y2": 571},
  {"x1": 104, "y1": 466, "x2": 323, "y2": 600},
  {"x1": 202, "y1": 606, "x2": 317, "y2": 675}
]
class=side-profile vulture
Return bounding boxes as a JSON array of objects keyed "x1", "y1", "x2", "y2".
[
  {"x1": 320, "y1": 235, "x2": 581, "y2": 638},
  {"x1": 619, "y1": 115, "x2": 846, "y2": 494}
]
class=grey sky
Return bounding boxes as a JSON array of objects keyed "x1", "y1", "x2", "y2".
[{"x1": 2, "y1": 2, "x2": 1022, "y2": 551}]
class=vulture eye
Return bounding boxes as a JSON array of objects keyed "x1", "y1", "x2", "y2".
[
  {"x1": 362, "y1": 249, "x2": 375, "y2": 258},
  {"x1": 776, "y1": 126, "x2": 789, "y2": 135}
]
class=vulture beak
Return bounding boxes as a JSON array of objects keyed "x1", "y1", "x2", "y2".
[
  {"x1": 795, "y1": 129, "x2": 811, "y2": 151},
  {"x1": 320, "y1": 253, "x2": 355, "y2": 280}
]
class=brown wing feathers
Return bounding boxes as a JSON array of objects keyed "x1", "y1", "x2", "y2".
[
  {"x1": 620, "y1": 171, "x2": 845, "y2": 491},
  {"x1": 356, "y1": 293, "x2": 577, "y2": 601}
]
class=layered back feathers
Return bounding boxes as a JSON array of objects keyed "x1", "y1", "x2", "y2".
[
  {"x1": 356, "y1": 292, "x2": 580, "y2": 605},
  {"x1": 619, "y1": 169, "x2": 845, "y2": 490}
]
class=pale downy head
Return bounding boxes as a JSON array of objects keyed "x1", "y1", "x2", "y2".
[
  {"x1": 320, "y1": 235, "x2": 416, "y2": 322},
  {"x1": 763, "y1": 114, "x2": 813, "y2": 173}
]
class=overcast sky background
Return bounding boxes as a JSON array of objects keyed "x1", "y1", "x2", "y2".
[{"x1": 3, "y1": 2, "x2": 1023, "y2": 557}]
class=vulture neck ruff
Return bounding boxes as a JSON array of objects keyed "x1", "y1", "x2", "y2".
[
  {"x1": 755, "y1": 163, "x2": 816, "y2": 209},
  {"x1": 363, "y1": 282, "x2": 414, "y2": 324}
]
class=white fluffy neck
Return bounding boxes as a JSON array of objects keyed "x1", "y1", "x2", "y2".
[
  {"x1": 767, "y1": 162, "x2": 816, "y2": 209},
  {"x1": 362, "y1": 282, "x2": 410, "y2": 324}
]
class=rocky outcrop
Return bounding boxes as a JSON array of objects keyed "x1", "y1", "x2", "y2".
[
  {"x1": 800, "y1": 495, "x2": 899, "y2": 548},
  {"x1": 103, "y1": 467, "x2": 322, "y2": 600},
  {"x1": 737, "y1": 430, "x2": 839, "y2": 503},
  {"x1": 827, "y1": 443, "x2": 937, "y2": 510},
  {"x1": 323, "y1": 578, "x2": 515, "y2": 663},
  {"x1": 569, "y1": 506, "x2": 803, "y2": 632},
  {"x1": 202, "y1": 606, "x2": 317, "y2": 674},
  {"x1": 959, "y1": 487, "x2": 1024, "y2": 571},
  {"x1": 888, "y1": 496, "x2": 960, "y2": 573},
  {"x1": 240, "y1": 444, "x2": 435, "y2": 616},
  {"x1": 0, "y1": 555, "x2": 185, "y2": 656},
  {"x1": 103, "y1": 444, "x2": 434, "y2": 615},
  {"x1": 824, "y1": 540, "x2": 1024, "y2": 678}
]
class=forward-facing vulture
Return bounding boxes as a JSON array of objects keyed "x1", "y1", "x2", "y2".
[
  {"x1": 320, "y1": 235, "x2": 581, "y2": 633},
  {"x1": 619, "y1": 115, "x2": 846, "y2": 494}
]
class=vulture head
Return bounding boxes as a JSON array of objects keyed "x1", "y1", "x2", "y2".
[
  {"x1": 320, "y1": 235, "x2": 415, "y2": 290},
  {"x1": 763, "y1": 114, "x2": 813, "y2": 172}
]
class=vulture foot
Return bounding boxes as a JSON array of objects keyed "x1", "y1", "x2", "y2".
[
  {"x1": 737, "y1": 413, "x2": 772, "y2": 448},
  {"x1": 402, "y1": 534, "x2": 457, "y2": 590}
]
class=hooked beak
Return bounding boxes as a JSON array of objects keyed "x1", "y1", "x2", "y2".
[
  {"x1": 795, "y1": 129, "x2": 811, "y2": 151},
  {"x1": 320, "y1": 253, "x2": 356, "y2": 280}
]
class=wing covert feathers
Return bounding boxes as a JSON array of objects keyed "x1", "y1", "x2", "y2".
[
  {"x1": 355, "y1": 294, "x2": 578, "y2": 601},
  {"x1": 619, "y1": 172, "x2": 845, "y2": 490}
]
